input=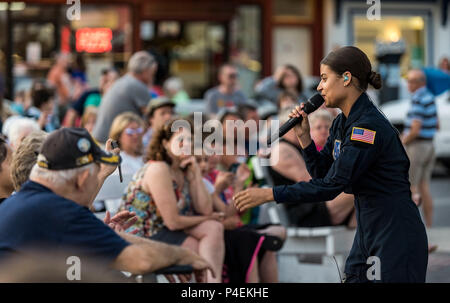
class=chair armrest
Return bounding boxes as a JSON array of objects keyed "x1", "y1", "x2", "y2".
[
  {"x1": 137, "y1": 265, "x2": 194, "y2": 283},
  {"x1": 154, "y1": 265, "x2": 194, "y2": 275}
]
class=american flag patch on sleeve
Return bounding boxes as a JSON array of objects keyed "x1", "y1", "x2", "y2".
[{"x1": 351, "y1": 127, "x2": 376, "y2": 144}]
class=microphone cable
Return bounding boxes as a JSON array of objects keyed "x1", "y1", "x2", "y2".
[{"x1": 332, "y1": 255, "x2": 343, "y2": 283}]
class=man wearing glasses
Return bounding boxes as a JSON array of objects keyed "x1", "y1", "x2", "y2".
[
  {"x1": 142, "y1": 97, "x2": 176, "y2": 149},
  {"x1": 204, "y1": 63, "x2": 247, "y2": 115}
]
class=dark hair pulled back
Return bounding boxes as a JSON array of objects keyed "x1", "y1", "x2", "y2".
[{"x1": 321, "y1": 46, "x2": 382, "y2": 90}]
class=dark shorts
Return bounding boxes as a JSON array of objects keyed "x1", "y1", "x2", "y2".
[
  {"x1": 149, "y1": 227, "x2": 188, "y2": 246},
  {"x1": 237, "y1": 223, "x2": 283, "y2": 263}
]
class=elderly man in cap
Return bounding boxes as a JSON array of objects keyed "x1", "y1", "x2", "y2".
[
  {"x1": 142, "y1": 96, "x2": 175, "y2": 149},
  {"x1": 0, "y1": 128, "x2": 213, "y2": 281}
]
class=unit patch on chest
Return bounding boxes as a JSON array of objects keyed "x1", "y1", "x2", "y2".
[{"x1": 333, "y1": 139, "x2": 341, "y2": 160}]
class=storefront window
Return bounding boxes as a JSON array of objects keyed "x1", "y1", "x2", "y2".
[
  {"x1": 353, "y1": 15, "x2": 427, "y2": 76},
  {"x1": 4, "y1": 3, "x2": 132, "y2": 96},
  {"x1": 9, "y1": 4, "x2": 59, "y2": 96},
  {"x1": 70, "y1": 4, "x2": 132, "y2": 87},
  {"x1": 141, "y1": 20, "x2": 227, "y2": 98}
]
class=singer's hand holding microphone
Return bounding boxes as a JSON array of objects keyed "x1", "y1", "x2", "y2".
[
  {"x1": 267, "y1": 93, "x2": 324, "y2": 147},
  {"x1": 289, "y1": 103, "x2": 313, "y2": 148}
]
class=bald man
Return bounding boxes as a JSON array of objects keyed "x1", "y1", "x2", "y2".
[
  {"x1": 402, "y1": 69, "x2": 438, "y2": 229},
  {"x1": 204, "y1": 64, "x2": 247, "y2": 115}
]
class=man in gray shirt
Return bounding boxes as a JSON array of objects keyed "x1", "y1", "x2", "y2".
[
  {"x1": 92, "y1": 51, "x2": 157, "y2": 143},
  {"x1": 204, "y1": 63, "x2": 246, "y2": 115}
]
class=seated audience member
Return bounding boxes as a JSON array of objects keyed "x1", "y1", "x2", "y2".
[
  {"x1": 81, "y1": 106, "x2": 98, "y2": 134},
  {"x1": 0, "y1": 72, "x2": 4, "y2": 104},
  {"x1": 257, "y1": 107, "x2": 278, "y2": 148},
  {"x1": 439, "y1": 56, "x2": 450, "y2": 73},
  {"x1": 3, "y1": 117, "x2": 40, "y2": 150},
  {"x1": 238, "y1": 102, "x2": 260, "y2": 123},
  {"x1": 255, "y1": 64, "x2": 307, "y2": 104},
  {"x1": 217, "y1": 108, "x2": 247, "y2": 155},
  {"x1": 26, "y1": 83, "x2": 60, "y2": 132},
  {"x1": 109, "y1": 112, "x2": 145, "y2": 176},
  {"x1": 142, "y1": 96, "x2": 175, "y2": 149},
  {"x1": 121, "y1": 119, "x2": 225, "y2": 283},
  {"x1": 10, "y1": 130, "x2": 48, "y2": 192},
  {"x1": 9, "y1": 129, "x2": 142, "y2": 240},
  {"x1": 237, "y1": 103, "x2": 261, "y2": 155},
  {"x1": 204, "y1": 132, "x2": 286, "y2": 240},
  {"x1": 163, "y1": 77, "x2": 190, "y2": 106},
  {"x1": 268, "y1": 107, "x2": 355, "y2": 227},
  {"x1": 197, "y1": 154, "x2": 281, "y2": 282},
  {"x1": 255, "y1": 91, "x2": 298, "y2": 146},
  {"x1": 63, "y1": 68, "x2": 119, "y2": 128},
  {"x1": 9, "y1": 89, "x2": 29, "y2": 116},
  {"x1": 217, "y1": 108, "x2": 263, "y2": 188},
  {"x1": 204, "y1": 63, "x2": 246, "y2": 115},
  {"x1": 0, "y1": 128, "x2": 213, "y2": 280},
  {"x1": 0, "y1": 137, "x2": 13, "y2": 203}
]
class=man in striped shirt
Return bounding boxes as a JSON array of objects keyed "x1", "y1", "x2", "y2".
[{"x1": 402, "y1": 69, "x2": 438, "y2": 229}]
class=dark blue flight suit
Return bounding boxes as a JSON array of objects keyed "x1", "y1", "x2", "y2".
[{"x1": 273, "y1": 92, "x2": 428, "y2": 282}]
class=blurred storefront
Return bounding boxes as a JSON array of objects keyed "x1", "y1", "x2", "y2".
[
  {"x1": 324, "y1": 0, "x2": 450, "y2": 104},
  {"x1": 1, "y1": 0, "x2": 326, "y2": 99},
  {"x1": 138, "y1": 0, "x2": 324, "y2": 97},
  {"x1": 0, "y1": 1, "x2": 133, "y2": 100}
]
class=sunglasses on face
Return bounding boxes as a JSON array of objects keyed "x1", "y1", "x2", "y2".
[{"x1": 124, "y1": 127, "x2": 143, "y2": 136}]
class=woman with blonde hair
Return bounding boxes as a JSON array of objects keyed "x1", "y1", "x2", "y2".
[
  {"x1": 10, "y1": 130, "x2": 48, "y2": 191},
  {"x1": 108, "y1": 112, "x2": 145, "y2": 175},
  {"x1": 308, "y1": 109, "x2": 334, "y2": 152},
  {"x1": 81, "y1": 107, "x2": 98, "y2": 134},
  {"x1": 121, "y1": 118, "x2": 225, "y2": 282}
]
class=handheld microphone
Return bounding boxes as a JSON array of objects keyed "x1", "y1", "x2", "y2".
[{"x1": 268, "y1": 93, "x2": 324, "y2": 145}]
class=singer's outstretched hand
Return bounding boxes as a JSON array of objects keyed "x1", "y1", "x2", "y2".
[
  {"x1": 289, "y1": 104, "x2": 312, "y2": 148},
  {"x1": 233, "y1": 188, "x2": 274, "y2": 212}
]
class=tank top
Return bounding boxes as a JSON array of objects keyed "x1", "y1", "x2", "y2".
[{"x1": 268, "y1": 138, "x2": 304, "y2": 186}]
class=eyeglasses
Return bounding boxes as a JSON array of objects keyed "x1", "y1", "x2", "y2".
[
  {"x1": 228, "y1": 73, "x2": 238, "y2": 79},
  {"x1": 124, "y1": 127, "x2": 143, "y2": 136}
]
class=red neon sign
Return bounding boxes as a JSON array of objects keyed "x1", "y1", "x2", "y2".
[{"x1": 76, "y1": 28, "x2": 112, "y2": 53}]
